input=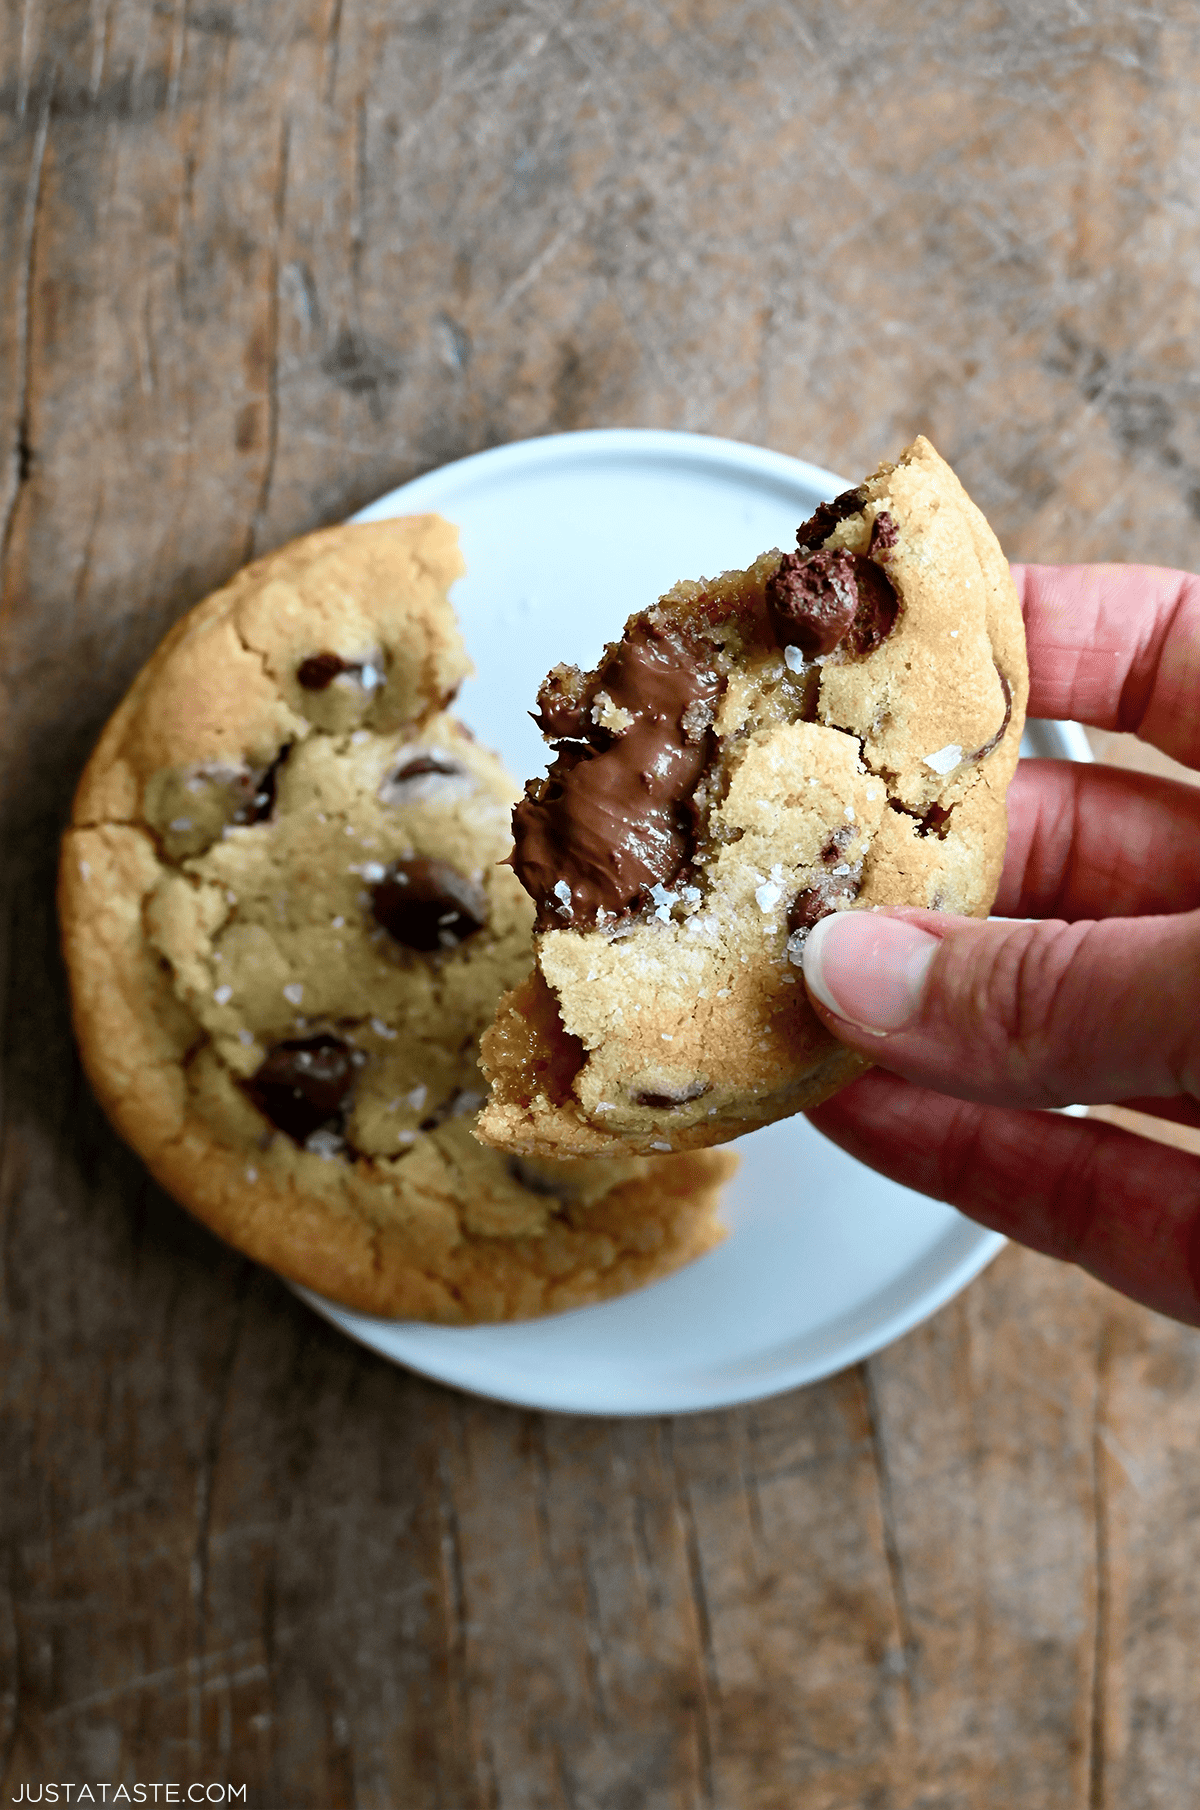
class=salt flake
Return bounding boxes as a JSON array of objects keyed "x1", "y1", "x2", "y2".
[{"x1": 923, "y1": 744, "x2": 962, "y2": 775}]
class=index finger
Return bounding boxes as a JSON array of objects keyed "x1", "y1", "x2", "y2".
[{"x1": 1013, "y1": 563, "x2": 1200, "y2": 770}]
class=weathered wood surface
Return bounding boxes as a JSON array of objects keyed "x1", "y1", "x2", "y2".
[{"x1": 4, "y1": 3, "x2": 1200, "y2": 1805}]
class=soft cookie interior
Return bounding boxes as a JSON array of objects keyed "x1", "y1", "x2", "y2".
[{"x1": 477, "y1": 437, "x2": 1028, "y2": 1158}]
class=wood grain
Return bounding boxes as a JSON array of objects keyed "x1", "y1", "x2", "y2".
[{"x1": 4, "y1": 3, "x2": 1200, "y2": 1804}]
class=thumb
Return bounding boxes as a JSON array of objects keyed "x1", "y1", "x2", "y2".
[{"x1": 801, "y1": 906, "x2": 1200, "y2": 1109}]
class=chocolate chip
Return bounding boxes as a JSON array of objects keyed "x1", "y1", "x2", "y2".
[
  {"x1": 795, "y1": 488, "x2": 866, "y2": 551},
  {"x1": 297, "y1": 651, "x2": 350, "y2": 690},
  {"x1": 243, "y1": 1034, "x2": 362, "y2": 1144},
  {"x1": 767, "y1": 549, "x2": 861, "y2": 657},
  {"x1": 787, "y1": 871, "x2": 860, "y2": 933},
  {"x1": 767, "y1": 548, "x2": 900, "y2": 660},
  {"x1": 392, "y1": 753, "x2": 463, "y2": 782},
  {"x1": 971, "y1": 668, "x2": 1013, "y2": 761},
  {"x1": 506, "y1": 1155, "x2": 575, "y2": 1200},
  {"x1": 787, "y1": 888, "x2": 832, "y2": 932},
  {"x1": 631, "y1": 1082, "x2": 710, "y2": 1110},
  {"x1": 371, "y1": 858, "x2": 489, "y2": 951},
  {"x1": 821, "y1": 826, "x2": 855, "y2": 863},
  {"x1": 868, "y1": 511, "x2": 899, "y2": 558},
  {"x1": 889, "y1": 799, "x2": 954, "y2": 839},
  {"x1": 231, "y1": 744, "x2": 292, "y2": 826},
  {"x1": 843, "y1": 559, "x2": 900, "y2": 656}
]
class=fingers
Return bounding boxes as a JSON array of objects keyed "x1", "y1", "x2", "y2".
[
  {"x1": 801, "y1": 905, "x2": 1200, "y2": 1110},
  {"x1": 996, "y1": 759, "x2": 1200, "y2": 920},
  {"x1": 1013, "y1": 563, "x2": 1200, "y2": 770},
  {"x1": 808, "y1": 1070, "x2": 1200, "y2": 1327}
]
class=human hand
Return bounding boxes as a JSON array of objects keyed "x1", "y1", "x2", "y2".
[{"x1": 802, "y1": 563, "x2": 1200, "y2": 1326}]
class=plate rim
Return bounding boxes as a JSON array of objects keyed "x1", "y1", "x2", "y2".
[{"x1": 292, "y1": 427, "x2": 1084, "y2": 1416}]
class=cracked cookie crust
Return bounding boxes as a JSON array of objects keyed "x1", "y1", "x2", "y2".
[
  {"x1": 476, "y1": 437, "x2": 1028, "y2": 1159},
  {"x1": 60, "y1": 517, "x2": 734, "y2": 1321}
]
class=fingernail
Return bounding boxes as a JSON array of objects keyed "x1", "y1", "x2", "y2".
[{"x1": 803, "y1": 912, "x2": 940, "y2": 1033}]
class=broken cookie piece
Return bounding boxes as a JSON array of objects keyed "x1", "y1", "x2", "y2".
[
  {"x1": 60, "y1": 516, "x2": 736, "y2": 1321},
  {"x1": 477, "y1": 435, "x2": 1028, "y2": 1159}
]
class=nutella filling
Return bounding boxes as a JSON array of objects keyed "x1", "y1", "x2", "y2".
[{"x1": 511, "y1": 623, "x2": 722, "y2": 930}]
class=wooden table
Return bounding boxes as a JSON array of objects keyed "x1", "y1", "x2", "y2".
[{"x1": 4, "y1": 4, "x2": 1200, "y2": 1804}]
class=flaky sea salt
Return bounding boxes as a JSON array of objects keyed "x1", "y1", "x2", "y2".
[
  {"x1": 213, "y1": 985, "x2": 233, "y2": 1005},
  {"x1": 370, "y1": 1017, "x2": 397, "y2": 1039},
  {"x1": 755, "y1": 881, "x2": 782, "y2": 912},
  {"x1": 784, "y1": 645, "x2": 804, "y2": 672},
  {"x1": 553, "y1": 879, "x2": 572, "y2": 909},
  {"x1": 283, "y1": 983, "x2": 304, "y2": 1005},
  {"x1": 923, "y1": 744, "x2": 962, "y2": 775}
]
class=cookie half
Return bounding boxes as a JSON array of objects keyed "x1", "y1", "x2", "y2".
[
  {"x1": 476, "y1": 437, "x2": 1028, "y2": 1158},
  {"x1": 61, "y1": 518, "x2": 734, "y2": 1321}
]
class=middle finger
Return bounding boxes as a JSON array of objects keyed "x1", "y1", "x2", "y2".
[{"x1": 994, "y1": 758, "x2": 1200, "y2": 920}]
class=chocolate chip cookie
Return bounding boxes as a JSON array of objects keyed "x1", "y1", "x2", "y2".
[
  {"x1": 477, "y1": 437, "x2": 1028, "y2": 1158},
  {"x1": 60, "y1": 517, "x2": 734, "y2": 1320}
]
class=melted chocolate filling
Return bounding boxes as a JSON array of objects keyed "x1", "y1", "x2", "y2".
[
  {"x1": 243, "y1": 1033, "x2": 363, "y2": 1145},
  {"x1": 371, "y1": 857, "x2": 489, "y2": 952},
  {"x1": 511, "y1": 623, "x2": 723, "y2": 930}
]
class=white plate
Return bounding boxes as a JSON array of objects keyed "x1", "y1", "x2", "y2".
[{"x1": 294, "y1": 430, "x2": 1087, "y2": 1417}]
